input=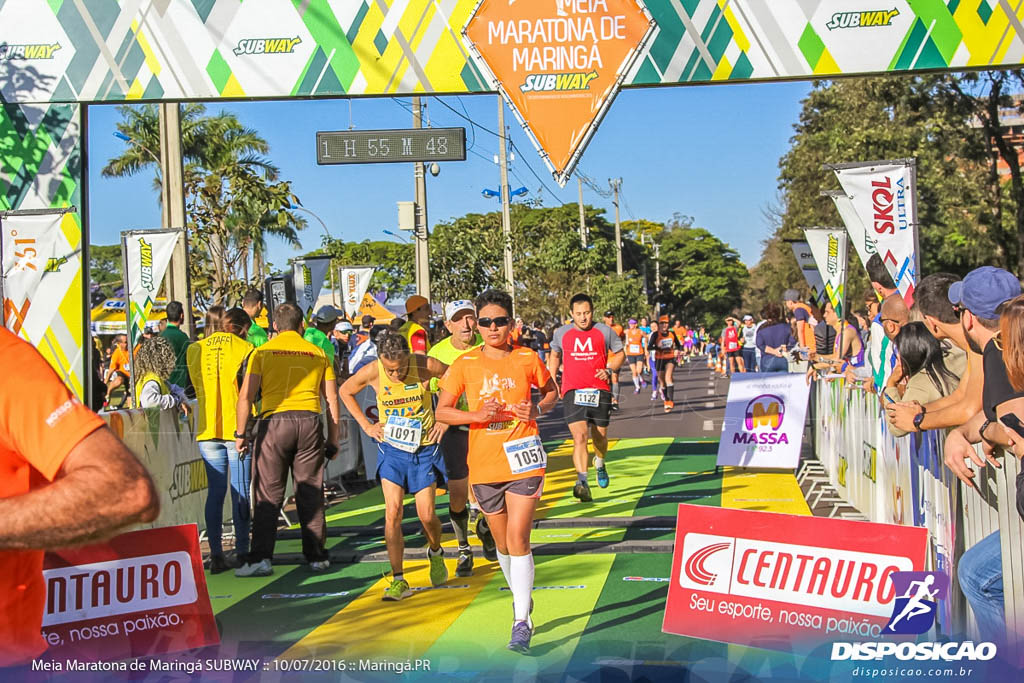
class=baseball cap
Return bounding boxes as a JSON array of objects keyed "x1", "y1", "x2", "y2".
[
  {"x1": 405, "y1": 294, "x2": 429, "y2": 314},
  {"x1": 361, "y1": 314, "x2": 374, "y2": 327},
  {"x1": 445, "y1": 299, "x2": 475, "y2": 321},
  {"x1": 947, "y1": 266, "x2": 1022, "y2": 319},
  {"x1": 335, "y1": 321, "x2": 354, "y2": 333},
  {"x1": 314, "y1": 305, "x2": 341, "y2": 324},
  {"x1": 604, "y1": 310, "x2": 614, "y2": 317},
  {"x1": 658, "y1": 315, "x2": 669, "y2": 323},
  {"x1": 628, "y1": 318, "x2": 637, "y2": 324},
  {"x1": 783, "y1": 289, "x2": 800, "y2": 302},
  {"x1": 743, "y1": 314, "x2": 753, "y2": 322}
]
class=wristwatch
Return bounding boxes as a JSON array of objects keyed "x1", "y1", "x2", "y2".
[
  {"x1": 233, "y1": 431, "x2": 247, "y2": 439},
  {"x1": 912, "y1": 407, "x2": 926, "y2": 432},
  {"x1": 980, "y1": 418, "x2": 993, "y2": 441}
]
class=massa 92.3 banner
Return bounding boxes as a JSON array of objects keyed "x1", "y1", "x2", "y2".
[{"x1": 717, "y1": 373, "x2": 810, "y2": 469}]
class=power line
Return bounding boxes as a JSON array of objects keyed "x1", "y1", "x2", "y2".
[
  {"x1": 509, "y1": 140, "x2": 563, "y2": 203},
  {"x1": 576, "y1": 169, "x2": 612, "y2": 198},
  {"x1": 432, "y1": 96, "x2": 501, "y2": 138}
]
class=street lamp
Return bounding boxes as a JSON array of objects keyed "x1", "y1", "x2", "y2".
[
  {"x1": 112, "y1": 131, "x2": 161, "y2": 167},
  {"x1": 383, "y1": 229, "x2": 411, "y2": 244}
]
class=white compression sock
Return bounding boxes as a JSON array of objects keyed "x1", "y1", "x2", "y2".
[
  {"x1": 496, "y1": 550, "x2": 512, "y2": 586},
  {"x1": 593, "y1": 456, "x2": 605, "y2": 469},
  {"x1": 509, "y1": 553, "x2": 535, "y2": 623},
  {"x1": 633, "y1": 375, "x2": 641, "y2": 389}
]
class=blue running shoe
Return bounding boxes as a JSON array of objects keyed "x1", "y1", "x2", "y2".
[
  {"x1": 507, "y1": 620, "x2": 533, "y2": 654},
  {"x1": 596, "y1": 465, "x2": 609, "y2": 489}
]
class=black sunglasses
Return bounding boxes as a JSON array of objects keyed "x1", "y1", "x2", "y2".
[{"x1": 478, "y1": 316, "x2": 511, "y2": 329}]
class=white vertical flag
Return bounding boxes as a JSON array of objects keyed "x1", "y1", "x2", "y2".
[
  {"x1": 122, "y1": 229, "x2": 179, "y2": 349},
  {"x1": 804, "y1": 228, "x2": 848, "y2": 319},
  {"x1": 828, "y1": 191, "x2": 876, "y2": 270},
  {"x1": 789, "y1": 241, "x2": 827, "y2": 309},
  {"x1": 833, "y1": 161, "x2": 918, "y2": 303},
  {"x1": 292, "y1": 256, "x2": 332, "y2": 319},
  {"x1": 340, "y1": 266, "x2": 374, "y2": 320}
]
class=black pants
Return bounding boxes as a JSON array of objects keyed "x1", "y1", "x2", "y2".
[{"x1": 249, "y1": 411, "x2": 327, "y2": 563}]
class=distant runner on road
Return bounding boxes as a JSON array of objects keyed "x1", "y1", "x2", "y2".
[{"x1": 649, "y1": 316, "x2": 682, "y2": 413}]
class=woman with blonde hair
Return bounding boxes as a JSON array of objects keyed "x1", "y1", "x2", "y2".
[{"x1": 134, "y1": 336, "x2": 188, "y2": 410}]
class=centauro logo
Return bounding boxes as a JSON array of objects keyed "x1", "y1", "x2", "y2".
[
  {"x1": 826, "y1": 8, "x2": 899, "y2": 30},
  {"x1": 233, "y1": 37, "x2": 302, "y2": 56},
  {"x1": 0, "y1": 43, "x2": 61, "y2": 60},
  {"x1": 521, "y1": 70, "x2": 598, "y2": 93}
]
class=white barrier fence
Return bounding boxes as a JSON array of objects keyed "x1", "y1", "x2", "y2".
[
  {"x1": 101, "y1": 405, "x2": 362, "y2": 534},
  {"x1": 813, "y1": 380, "x2": 1024, "y2": 654}
]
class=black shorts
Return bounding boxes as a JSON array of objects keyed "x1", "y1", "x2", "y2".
[
  {"x1": 727, "y1": 350, "x2": 741, "y2": 359},
  {"x1": 471, "y1": 476, "x2": 544, "y2": 514},
  {"x1": 440, "y1": 427, "x2": 469, "y2": 481},
  {"x1": 562, "y1": 389, "x2": 612, "y2": 428},
  {"x1": 626, "y1": 355, "x2": 645, "y2": 364},
  {"x1": 655, "y1": 357, "x2": 675, "y2": 374}
]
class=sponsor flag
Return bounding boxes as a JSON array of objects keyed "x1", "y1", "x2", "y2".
[
  {"x1": 833, "y1": 161, "x2": 918, "y2": 303},
  {"x1": 292, "y1": 256, "x2": 332, "y2": 319},
  {"x1": 789, "y1": 241, "x2": 827, "y2": 309},
  {"x1": 0, "y1": 208, "x2": 85, "y2": 397},
  {"x1": 717, "y1": 373, "x2": 810, "y2": 469},
  {"x1": 663, "y1": 505, "x2": 928, "y2": 652},
  {"x1": 121, "y1": 229, "x2": 179, "y2": 350},
  {"x1": 340, "y1": 266, "x2": 374, "y2": 320},
  {"x1": 42, "y1": 524, "x2": 219, "y2": 662},
  {"x1": 804, "y1": 228, "x2": 848, "y2": 319},
  {"x1": 826, "y1": 191, "x2": 876, "y2": 271}
]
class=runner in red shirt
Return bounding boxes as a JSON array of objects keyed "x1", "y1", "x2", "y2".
[
  {"x1": 722, "y1": 317, "x2": 745, "y2": 376},
  {"x1": 548, "y1": 294, "x2": 625, "y2": 502}
]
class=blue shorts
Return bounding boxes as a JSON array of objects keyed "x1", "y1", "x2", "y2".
[{"x1": 376, "y1": 441, "x2": 447, "y2": 493}]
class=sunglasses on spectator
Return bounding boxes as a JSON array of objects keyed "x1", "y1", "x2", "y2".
[{"x1": 478, "y1": 316, "x2": 511, "y2": 329}]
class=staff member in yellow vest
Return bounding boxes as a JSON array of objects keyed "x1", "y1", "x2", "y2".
[
  {"x1": 339, "y1": 333, "x2": 450, "y2": 600},
  {"x1": 400, "y1": 294, "x2": 432, "y2": 354},
  {"x1": 234, "y1": 303, "x2": 341, "y2": 577},
  {"x1": 187, "y1": 307, "x2": 255, "y2": 574},
  {"x1": 134, "y1": 336, "x2": 188, "y2": 412}
]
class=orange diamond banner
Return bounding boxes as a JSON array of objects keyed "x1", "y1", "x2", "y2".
[{"x1": 464, "y1": 0, "x2": 654, "y2": 186}]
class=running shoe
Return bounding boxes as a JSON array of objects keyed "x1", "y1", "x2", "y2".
[
  {"x1": 208, "y1": 554, "x2": 229, "y2": 574},
  {"x1": 310, "y1": 560, "x2": 330, "y2": 572},
  {"x1": 573, "y1": 481, "x2": 593, "y2": 502},
  {"x1": 664, "y1": 400, "x2": 674, "y2": 413},
  {"x1": 456, "y1": 549, "x2": 474, "y2": 577},
  {"x1": 596, "y1": 465, "x2": 610, "y2": 489},
  {"x1": 507, "y1": 620, "x2": 533, "y2": 654},
  {"x1": 235, "y1": 558, "x2": 272, "y2": 577},
  {"x1": 382, "y1": 577, "x2": 412, "y2": 601},
  {"x1": 476, "y1": 516, "x2": 497, "y2": 562},
  {"x1": 634, "y1": 386, "x2": 640, "y2": 394},
  {"x1": 429, "y1": 549, "x2": 449, "y2": 586},
  {"x1": 611, "y1": 400, "x2": 619, "y2": 411},
  {"x1": 650, "y1": 390, "x2": 658, "y2": 401}
]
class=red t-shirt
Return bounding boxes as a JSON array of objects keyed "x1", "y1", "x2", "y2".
[
  {"x1": 724, "y1": 326, "x2": 740, "y2": 352},
  {"x1": 551, "y1": 323, "x2": 623, "y2": 396},
  {"x1": 0, "y1": 328, "x2": 106, "y2": 666}
]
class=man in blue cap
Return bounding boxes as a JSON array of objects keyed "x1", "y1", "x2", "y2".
[{"x1": 941, "y1": 266, "x2": 1023, "y2": 647}]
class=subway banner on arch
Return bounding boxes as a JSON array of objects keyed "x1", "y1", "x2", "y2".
[
  {"x1": 663, "y1": 505, "x2": 927, "y2": 651},
  {"x1": 121, "y1": 229, "x2": 180, "y2": 349},
  {"x1": 804, "y1": 228, "x2": 848, "y2": 319},
  {"x1": 832, "y1": 160, "x2": 918, "y2": 304},
  {"x1": 716, "y1": 373, "x2": 810, "y2": 469},
  {"x1": 0, "y1": 208, "x2": 85, "y2": 397}
]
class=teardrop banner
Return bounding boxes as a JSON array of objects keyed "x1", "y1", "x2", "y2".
[{"x1": 464, "y1": 0, "x2": 655, "y2": 186}]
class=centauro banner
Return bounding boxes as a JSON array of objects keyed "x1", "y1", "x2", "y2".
[
  {"x1": 833, "y1": 160, "x2": 918, "y2": 303},
  {"x1": 788, "y1": 241, "x2": 826, "y2": 309},
  {"x1": 0, "y1": 208, "x2": 84, "y2": 395},
  {"x1": 464, "y1": 0, "x2": 655, "y2": 185},
  {"x1": 804, "y1": 228, "x2": 848, "y2": 320},
  {"x1": 121, "y1": 229, "x2": 179, "y2": 351},
  {"x1": 340, "y1": 266, "x2": 375, "y2": 321},
  {"x1": 292, "y1": 256, "x2": 333, "y2": 319}
]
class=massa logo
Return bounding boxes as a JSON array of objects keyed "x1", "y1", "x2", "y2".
[
  {"x1": 684, "y1": 542, "x2": 731, "y2": 587},
  {"x1": 745, "y1": 394, "x2": 784, "y2": 430},
  {"x1": 234, "y1": 37, "x2": 302, "y2": 56},
  {"x1": 826, "y1": 8, "x2": 899, "y2": 30},
  {"x1": 0, "y1": 43, "x2": 61, "y2": 60}
]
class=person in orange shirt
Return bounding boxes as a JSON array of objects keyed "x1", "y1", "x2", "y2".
[
  {"x1": 601, "y1": 310, "x2": 626, "y2": 410},
  {"x1": 623, "y1": 318, "x2": 648, "y2": 393},
  {"x1": 436, "y1": 289, "x2": 558, "y2": 655},
  {"x1": 103, "y1": 334, "x2": 131, "y2": 409},
  {"x1": 0, "y1": 327, "x2": 159, "y2": 667}
]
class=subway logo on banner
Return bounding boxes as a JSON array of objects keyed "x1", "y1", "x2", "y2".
[
  {"x1": 826, "y1": 9, "x2": 899, "y2": 30},
  {"x1": 233, "y1": 37, "x2": 302, "y2": 56},
  {"x1": 521, "y1": 71, "x2": 599, "y2": 92},
  {"x1": 679, "y1": 532, "x2": 912, "y2": 617},
  {"x1": 43, "y1": 552, "x2": 198, "y2": 626},
  {"x1": 0, "y1": 43, "x2": 61, "y2": 60}
]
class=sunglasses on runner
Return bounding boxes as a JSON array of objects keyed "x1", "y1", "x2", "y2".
[{"x1": 478, "y1": 316, "x2": 512, "y2": 329}]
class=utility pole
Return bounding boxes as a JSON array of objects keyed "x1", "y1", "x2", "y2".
[
  {"x1": 610, "y1": 178, "x2": 623, "y2": 276},
  {"x1": 498, "y1": 96, "x2": 515, "y2": 304},
  {"x1": 158, "y1": 102, "x2": 193, "y2": 337},
  {"x1": 653, "y1": 242, "x2": 661, "y2": 294},
  {"x1": 577, "y1": 176, "x2": 587, "y2": 247},
  {"x1": 412, "y1": 97, "x2": 431, "y2": 299}
]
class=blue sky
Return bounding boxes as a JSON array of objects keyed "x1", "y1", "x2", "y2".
[{"x1": 86, "y1": 80, "x2": 810, "y2": 269}]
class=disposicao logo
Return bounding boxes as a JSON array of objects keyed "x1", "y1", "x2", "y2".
[
  {"x1": 882, "y1": 571, "x2": 948, "y2": 635},
  {"x1": 234, "y1": 37, "x2": 302, "y2": 56},
  {"x1": 826, "y1": 8, "x2": 899, "y2": 30}
]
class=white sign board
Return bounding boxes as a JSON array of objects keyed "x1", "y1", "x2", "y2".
[{"x1": 717, "y1": 373, "x2": 810, "y2": 469}]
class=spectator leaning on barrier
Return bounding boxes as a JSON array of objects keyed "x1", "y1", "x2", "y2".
[
  {"x1": 939, "y1": 267, "x2": 1024, "y2": 647},
  {"x1": 134, "y1": 336, "x2": 189, "y2": 412},
  {"x1": 888, "y1": 273, "x2": 986, "y2": 433},
  {"x1": 187, "y1": 307, "x2": 255, "y2": 574},
  {"x1": 161, "y1": 300, "x2": 193, "y2": 398},
  {"x1": 234, "y1": 302, "x2": 341, "y2": 578},
  {"x1": 0, "y1": 327, "x2": 159, "y2": 667},
  {"x1": 995, "y1": 294, "x2": 1024, "y2": 521},
  {"x1": 864, "y1": 254, "x2": 900, "y2": 392},
  {"x1": 883, "y1": 322, "x2": 966, "y2": 438},
  {"x1": 783, "y1": 289, "x2": 816, "y2": 354},
  {"x1": 756, "y1": 303, "x2": 797, "y2": 373},
  {"x1": 241, "y1": 289, "x2": 268, "y2": 348}
]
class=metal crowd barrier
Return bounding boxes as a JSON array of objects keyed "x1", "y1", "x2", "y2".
[{"x1": 812, "y1": 381, "x2": 1024, "y2": 661}]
